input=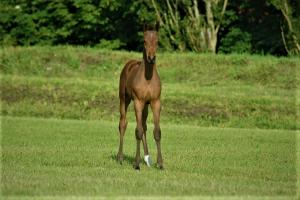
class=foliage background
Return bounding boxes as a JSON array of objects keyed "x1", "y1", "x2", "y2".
[{"x1": 0, "y1": 0, "x2": 299, "y2": 55}]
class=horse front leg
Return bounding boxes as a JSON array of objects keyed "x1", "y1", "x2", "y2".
[
  {"x1": 151, "y1": 99, "x2": 163, "y2": 169},
  {"x1": 142, "y1": 104, "x2": 152, "y2": 167},
  {"x1": 133, "y1": 100, "x2": 145, "y2": 170}
]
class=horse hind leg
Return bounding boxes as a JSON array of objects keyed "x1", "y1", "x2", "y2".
[{"x1": 117, "y1": 95, "x2": 130, "y2": 164}]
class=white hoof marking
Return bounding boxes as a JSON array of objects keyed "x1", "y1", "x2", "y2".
[{"x1": 144, "y1": 155, "x2": 152, "y2": 167}]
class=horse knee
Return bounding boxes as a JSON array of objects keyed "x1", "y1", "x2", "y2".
[
  {"x1": 135, "y1": 128, "x2": 143, "y2": 140},
  {"x1": 119, "y1": 118, "x2": 127, "y2": 132},
  {"x1": 153, "y1": 128, "x2": 161, "y2": 141},
  {"x1": 142, "y1": 123, "x2": 147, "y2": 132}
]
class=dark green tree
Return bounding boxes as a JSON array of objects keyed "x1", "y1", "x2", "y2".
[
  {"x1": 0, "y1": 0, "x2": 297, "y2": 55},
  {"x1": 268, "y1": 0, "x2": 300, "y2": 55},
  {"x1": 0, "y1": 0, "x2": 155, "y2": 49},
  {"x1": 217, "y1": 0, "x2": 287, "y2": 55}
]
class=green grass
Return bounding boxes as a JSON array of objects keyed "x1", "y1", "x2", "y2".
[
  {"x1": 1, "y1": 46, "x2": 299, "y2": 129},
  {"x1": 0, "y1": 46, "x2": 299, "y2": 198},
  {"x1": 1, "y1": 116, "x2": 296, "y2": 197}
]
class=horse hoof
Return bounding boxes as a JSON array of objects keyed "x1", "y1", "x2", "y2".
[
  {"x1": 117, "y1": 154, "x2": 123, "y2": 164},
  {"x1": 133, "y1": 165, "x2": 140, "y2": 170},
  {"x1": 156, "y1": 164, "x2": 164, "y2": 170}
]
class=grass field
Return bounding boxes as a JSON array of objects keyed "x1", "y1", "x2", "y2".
[
  {"x1": 1, "y1": 116, "x2": 296, "y2": 198},
  {"x1": 0, "y1": 46, "x2": 299, "y2": 198},
  {"x1": 1, "y1": 46, "x2": 299, "y2": 129}
]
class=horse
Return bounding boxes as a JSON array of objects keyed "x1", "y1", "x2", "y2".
[{"x1": 117, "y1": 22, "x2": 163, "y2": 170}]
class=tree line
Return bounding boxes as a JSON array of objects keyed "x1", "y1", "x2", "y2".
[{"x1": 0, "y1": 0, "x2": 299, "y2": 55}]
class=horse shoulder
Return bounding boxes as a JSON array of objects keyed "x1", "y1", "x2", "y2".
[{"x1": 122, "y1": 60, "x2": 141, "y2": 98}]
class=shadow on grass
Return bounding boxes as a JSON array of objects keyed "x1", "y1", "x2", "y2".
[
  {"x1": 110, "y1": 153, "x2": 164, "y2": 170},
  {"x1": 110, "y1": 153, "x2": 135, "y2": 166}
]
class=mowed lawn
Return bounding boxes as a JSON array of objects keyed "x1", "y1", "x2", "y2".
[{"x1": 1, "y1": 116, "x2": 296, "y2": 197}]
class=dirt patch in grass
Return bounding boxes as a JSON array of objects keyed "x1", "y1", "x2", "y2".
[{"x1": 165, "y1": 99, "x2": 229, "y2": 120}]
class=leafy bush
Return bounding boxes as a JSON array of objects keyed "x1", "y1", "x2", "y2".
[
  {"x1": 95, "y1": 39, "x2": 124, "y2": 50},
  {"x1": 218, "y1": 28, "x2": 252, "y2": 54},
  {"x1": 1, "y1": 0, "x2": 298, "y2": 55}
]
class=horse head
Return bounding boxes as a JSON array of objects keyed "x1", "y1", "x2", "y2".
[{"x1": 143, "y1": 22, "x2": 160, "y2": 64}]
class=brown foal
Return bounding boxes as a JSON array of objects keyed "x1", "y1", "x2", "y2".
[{"x1": 117, "y1": 22, "x2": 163, "y2": 170}]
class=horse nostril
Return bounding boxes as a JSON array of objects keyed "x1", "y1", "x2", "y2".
[
  {"x1": 148, "y1": 56, "x2": 155, "y2": 63},
  {"x1": 151, "y1": 56, "x2": 156, "y2": 63},
  {"x1": 146, "y1": 54, "x2": 156, "y2": 64}
]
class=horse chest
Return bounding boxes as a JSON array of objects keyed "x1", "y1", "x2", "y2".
[{"x1": 132, "y1": 81, "x2": 160, "y2": 101}]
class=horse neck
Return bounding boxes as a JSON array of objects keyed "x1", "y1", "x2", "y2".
[{"x1": 143, "y1": 48, "x2": 155, "y2": 80}]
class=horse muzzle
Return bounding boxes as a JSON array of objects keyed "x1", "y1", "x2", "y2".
[{"x1": 147, "y1": 55, "x2": 156, "y2": 64}]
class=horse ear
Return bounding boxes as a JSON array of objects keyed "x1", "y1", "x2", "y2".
[
  {"x1": 155, "y1": 21, "x2": 160, "y2": 31},
  {"x1": 143, "y1": 24, "x2": 148, "y2": 32}
]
